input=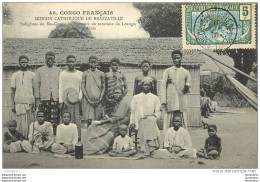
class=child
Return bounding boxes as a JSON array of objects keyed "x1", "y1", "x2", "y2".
[
  {"x1": 133, "y1": 60, "x2": 157, "y2": 95},
  {"x1": 197, "y1": 124, "x2": 222, "y2": 159},
  {"x1": 51, "y1": 112, "x2": 78, "y2": 154},
  {"x1": 109, "y1": 124, "x2": 137, "y2": 157},
  {"x1": 164, "y1": 114, "x2": 197, "y2": 159},
  {"x1": 200, "y1": 89, "x2": 211, "y2": 118},
  {"x1": 3, "y1": 120, "x2": 24, "y2": 153},
  {"x1": 28, "y1": 110, "x2": 54, "y2": 152},
  {"x1": 81, "y1": 56, "x2": 105, "y2": 126},
  {"x1": 104, "y1": 58, "x2": 128, "y2": 112}
]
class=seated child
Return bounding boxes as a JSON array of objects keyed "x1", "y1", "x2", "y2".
[
  {"x1": 109, "y1": 124, "x2": 137, "y2": 157},
  {"x1": 200, "y1": 90, "x2": 211, "y2": 118},
  {"x1": 164, "y1": 114, "x2": 197, "y2": 159},
  {"x1": 197, "y1": 124, "x2": 222, "y2": 159},
  {"x1": 3, "y1": 120, "x2": 24, "y2": 153},
  {"x1": 52, "y1": 112, "x2": 78, "y2": 154},
  {"x1": 28, "y1": 111, "x2": 54, "y2": 153}
]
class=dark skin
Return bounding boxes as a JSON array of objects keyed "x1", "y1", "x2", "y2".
[
  {"x1": 59, "y1": 57, "x2": 79, "y2": 110},
  {"x1": 36, "y1": 54, "x2": 55, "y2": 110},
  {"x1": 105, "y1": 61, "x2": 128, "y2": 97},
  {"x1": 6, "y1": 123, "x2": 19, "y2": 145},
  {"x1": 161, "y1": 53, "x2": 189, "y2": 111},
  {"x1": 62, "y1": 113, "x2": 71, "y2": 125},
  {"x1": 130, "y1": 82, "x2": 154, "y2": 129},
  {"x1": 60, "y1": 113, "x2": 73, "y2": 151},
  {"x1": 113, "y1": 127, "x2": 131, "y2": 153},
  {"x1": 166, "y1": 116, "x2": 183, "y2": 153},
  {"x1": 98, "y1": 89, "x2": 123, "y2": 125},
  {"x1": 11, "y1": 58, "x2": 34, "y2": 113},
  {"x1": 30, "y1": 112, "x2": 46, "y2": 145},
  {"x1": 81, "y1": 59, "x2": 105, "y2": 108},
  {"x1": 133, "y1": 62, "x2": 157, "y2": 95}
]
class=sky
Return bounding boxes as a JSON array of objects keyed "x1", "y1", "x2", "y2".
[{"x1": 3, "y1": 3, "x2": 150, "y2": 39}]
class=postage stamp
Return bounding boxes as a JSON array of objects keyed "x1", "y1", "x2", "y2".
[{"x1": 182, "y1": 3, "x2": 256, "y2": 50}]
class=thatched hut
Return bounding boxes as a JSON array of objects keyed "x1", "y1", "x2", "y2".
[{"x1": 3, "y1": 38, "x2": 206, "y2": 128}]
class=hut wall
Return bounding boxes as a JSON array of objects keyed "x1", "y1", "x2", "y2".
[{"x1": 3, "y1": 65, "x2": 201, "y2": 128}]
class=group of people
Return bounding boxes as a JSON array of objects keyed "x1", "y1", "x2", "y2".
[
  {"x1": 200, "y1": 85, "x2": 218, "y2": 118},
  {"x1": 4, "y1": 50, "x2": 221, "y2": 159}
]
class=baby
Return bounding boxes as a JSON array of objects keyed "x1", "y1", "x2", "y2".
[
  {"x1": 109, "y1": 124, "x2": 137, "y2": 157},
  {"x1": 197, "y1": 124, "x2": 222, "y2": 159},
  {"x1": 3, "y1": 120, "x2": 24, "y2": 153}
]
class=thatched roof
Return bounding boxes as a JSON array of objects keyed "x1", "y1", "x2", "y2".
[{"x1": 3, "y1": 38, "x2": 205, "y2": 67}]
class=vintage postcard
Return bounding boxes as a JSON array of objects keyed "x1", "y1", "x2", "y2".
[{"x1": 1, "y1": 2, "x2": 258, "y2": 181}]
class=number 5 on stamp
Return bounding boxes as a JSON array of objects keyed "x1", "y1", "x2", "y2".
[{"x1": 240, "y1": 5, "x2": 251, "y2": 20}]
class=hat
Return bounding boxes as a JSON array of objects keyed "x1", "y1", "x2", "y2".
[{"x1": 63, "y1": 88, "x2": 79, "y2": 107}]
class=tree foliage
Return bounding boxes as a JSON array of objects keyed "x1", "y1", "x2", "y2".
[
  {"x1": 3, "y1": 4, "x2": 13, "y2": 25},
  {"x1": 216, "y1": 49, "x2": 257, "y2": 85},
  {"x1": 48, "y1": 21, "x2": 94, "y2": 38},
  {"x1": 133, "y1": 3, "x2": 181, "y2": 37}
]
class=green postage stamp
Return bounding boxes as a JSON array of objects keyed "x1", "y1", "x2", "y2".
[{"x1": 182, "y1": 3, "x2": 256, "y2": 49}]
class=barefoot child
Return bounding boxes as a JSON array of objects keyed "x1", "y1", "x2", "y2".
[
  {"x1": 3, "y1": 120, "x2": 25, "y2": 153},
  {"x1": 109, "y1": 124, "x2": 137, "y2": 157},
  {"x1": 52, "y1": 112, "x2": 78, "y2": 154},
  {"x1": 197, "y1": 124, "x2": 222, "y2": 159},
  {"x1": 200, "y1": 89, "x2": 211, "y2": 118},
  {"x1": 28, "y1": 111, "x2": 54, "y2": 152},
  {"x1": 164, "y1": 114, "x2": 197, "y2": 159}
]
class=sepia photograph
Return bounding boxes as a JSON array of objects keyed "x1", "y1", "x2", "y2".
[{"x1": 1, "y1": 2, "x2": 258, "y2": 175}]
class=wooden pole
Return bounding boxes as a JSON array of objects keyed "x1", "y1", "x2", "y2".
[{"x1": 199, "y1": 50, "x2": 257, "y2": 83}]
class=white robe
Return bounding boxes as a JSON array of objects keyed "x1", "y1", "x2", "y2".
[
  {"x1": 164, "y1": 127, "x2": 196, "y2": 158},
  {"x1": 130, "y1": 92, "x2": 161, "y2": 155}
]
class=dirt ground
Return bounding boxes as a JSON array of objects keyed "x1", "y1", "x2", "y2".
[{"x1": 2, "y1": 107, "x2": 257, "y2": 169}]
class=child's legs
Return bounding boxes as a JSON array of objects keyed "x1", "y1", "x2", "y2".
[
  {"x1": 3, "y1": 144, "x2": 10, "y2": 152},
  {"x1": 51, "y1": 143, "x2": 67, "y2": 154},
  {"x1": 179, "y1": 148, "x2": 197, "y2": 159},
  {"x1": 197, "y1": 149, "x2": 206, "y2": 158},
  {"x1": 208, "y1": 150, "x2": 219, "y2": 158},
  {"x1": 43, "y1": 137, "x2": 54, "y2": 150},
  {"x1": 10, "y1": 141, "x2": 22, "y2": 152},
  {"x1": 124, "y1": 149, "x2": 137, "y2": 156},
  {"x1": 21, "y1": 140, "x2": 40, "y2": 153},
  {"x1": 109, "y1": 150, "x2": 137, "y2": 157},
  {"x1": 108, "y1": 150, "x2": 117, "y2": 157}
]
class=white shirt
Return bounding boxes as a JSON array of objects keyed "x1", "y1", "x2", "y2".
[
  {"x1": 59, "y1": 70, "x2": 83, "y2": 103},
  {"x1": 11, "y1": 70, "x2": 36, "y2": 103},
  {"x1": 130, "y1": 92, "x2": 161, "y2": 130},
  {"x1": 113, "y1": 135, "x2": 134, "y2": 152},
  {"x1": 161, "y1": 66, "x2": 191, "y2": 112},
  {"x1": 56, "y1": 123, "x2": 78, "y2": 147},
  {"x1": 164, "y1": 127, "x2": 192, "y2": 150}
]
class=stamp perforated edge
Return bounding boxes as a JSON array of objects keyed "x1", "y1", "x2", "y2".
[{"x1": 181, "y1": 3, "x2": 256, "y2": 50}]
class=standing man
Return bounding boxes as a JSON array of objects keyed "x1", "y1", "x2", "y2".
[
  {"x1": 133, "y1": 60, "x2": 157, "y2": 95},
  {"x1": 35, "y1": 51, "x2": 61, "y2": 135},
  {"x1": 81, "y1": 56, "x2": 105, "y2": 126},
  {"x1": 161, "y1": 50, "x2": 191, "y2": 135},
  {"x1": 11, "y1": 55, "x2": 36, "y2": 138},
  {"x1": 59, "y1": 55, "x2": 82, "y2": 136}
]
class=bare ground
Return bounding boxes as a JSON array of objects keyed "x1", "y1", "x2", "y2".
[{"x1": 2, "y1": 107, "x2": 257, "y2": 169}]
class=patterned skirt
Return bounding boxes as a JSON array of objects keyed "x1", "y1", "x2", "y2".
[{"x1": 40, "y1": 99, "x2": 60, "y2": 135}]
